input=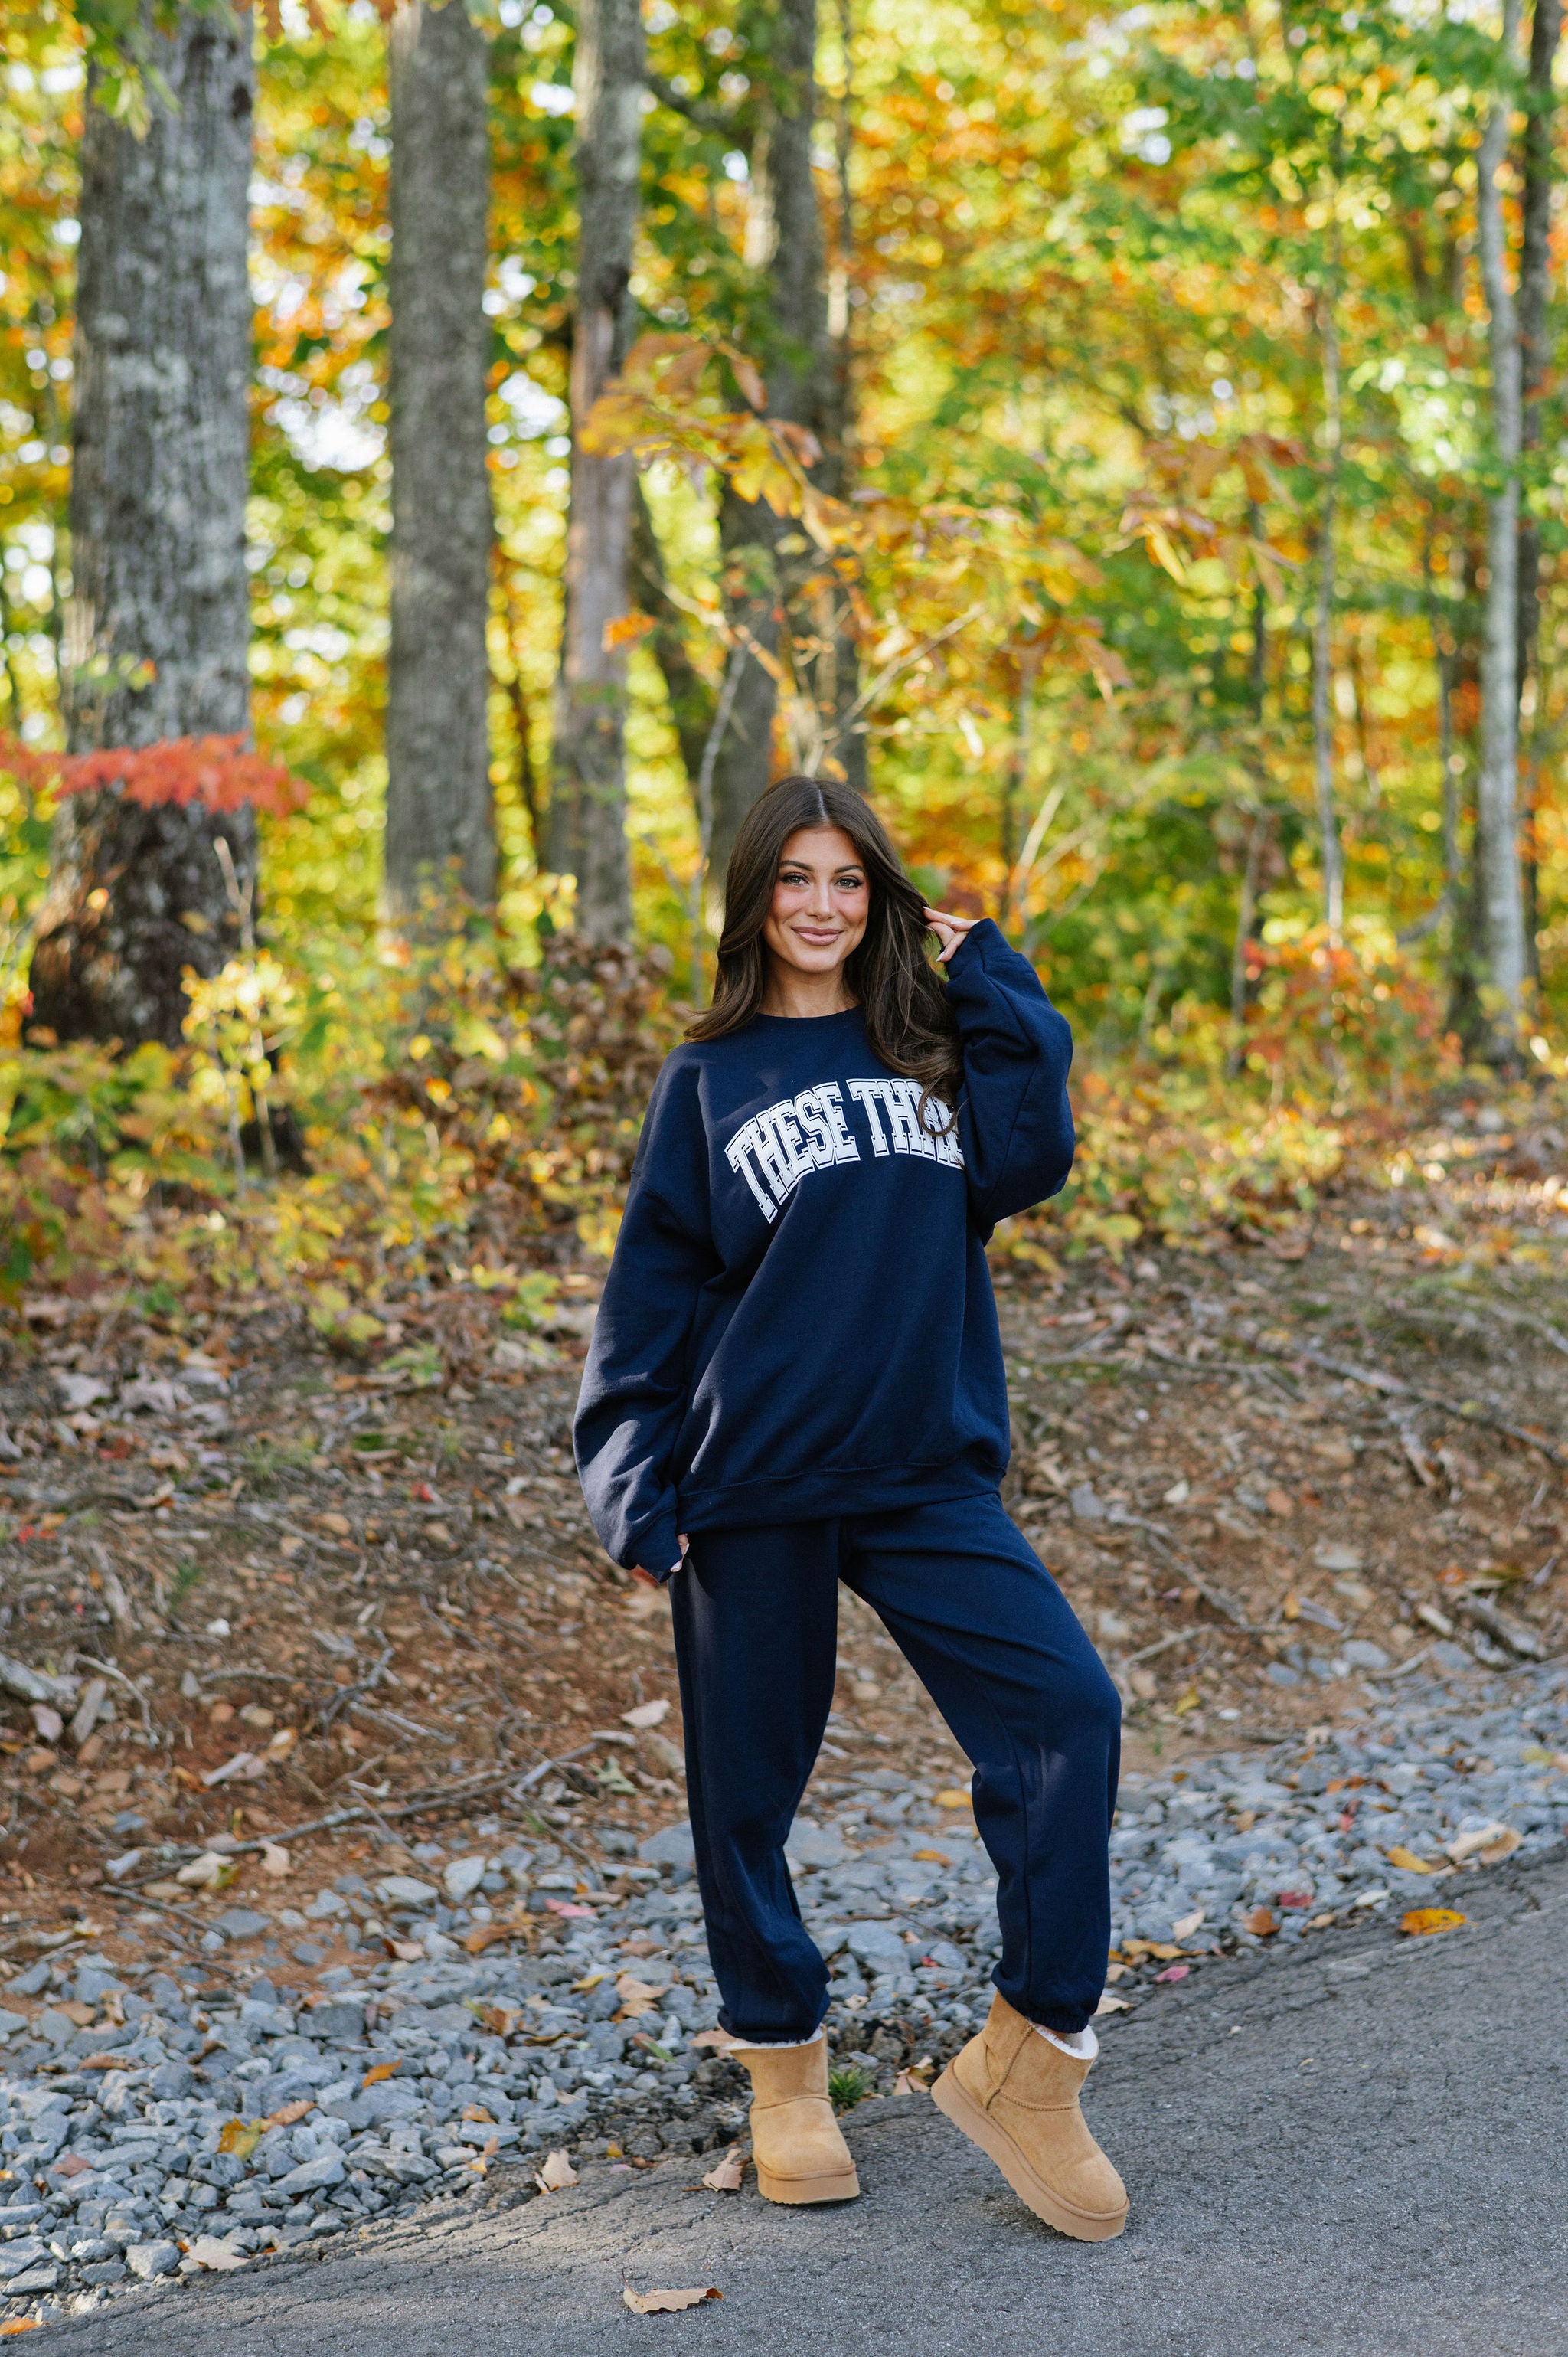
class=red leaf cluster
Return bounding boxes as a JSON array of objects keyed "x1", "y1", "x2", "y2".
[{"x1": 0, "y1": 731, "x2": 309, "y2": 818}]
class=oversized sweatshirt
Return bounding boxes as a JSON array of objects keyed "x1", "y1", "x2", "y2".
[{"x1": 573, "y1": 920, "x2": 1074, "y2": 1576}]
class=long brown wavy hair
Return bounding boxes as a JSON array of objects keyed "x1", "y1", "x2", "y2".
[{"x1": 687, "y1": 776, "x2": 963, "y2": 1113}]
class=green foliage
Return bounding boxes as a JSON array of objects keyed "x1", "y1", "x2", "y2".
[{"x1": 828, "y1": 2064, "x2": 871, "y2": 2112}]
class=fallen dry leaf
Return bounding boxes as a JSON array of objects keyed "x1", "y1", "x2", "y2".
[
  {"x1": 690, "y1": 2027, "x2": 735, "y2": 2051},
  {"x1": 701, "y1": 2145, "x2": 746, "y2": 2191},
  {"x1": 461, "y1": 2103, "x2": 495, "y2": 2124},
  {"x1": 932, "y1": 1788, "x2": 972, "y2": 1809},
  {"x1": 266, "y1": 2099, "x2": 313, "y2": 2128},
  {"x1": 1400, "y1": 1908, "x2": 1467, "y2": 1937},
  {"x1": 260, "y1": 1842, "x2": 291, "y2": 1878},
  {"x1": 535, "y1": 2149, "x2": 578, "y2": 2192},
  {"x1": 1171, "y1": 1908, "x2": 1207, "y2": 1940},
  {"x1": 1384, "y1": 1845, "x2": 1438, "y2": 1875},
  {"x1": 892, "y1": 2068, "x2": 933, "y2": 2096},
  {"x1": 616, "y1": 1972, "x2": 669, "y2": 2017},
  {"x1": 462, "y1": 1923, "x2": 514, "y2": 1953},
  {"x1": 622, "y1": 2287, "x2": 722, "y2": 2314},
  {"x1": 218, "y1": 2119, "x2": 263, "y2": 2159},
  {"x1": 1093, "y1": 1992, "x2": 1130, "y2": 2016},
  {"x1": 1446, "y1": 1822, "x2": 1521, "y2": 1865},
  {"x1": 621, "y1": 1698, "x2": 670, "y2": 1729},
  {"x1": 361, "y1": 2060, "x2": 400, "y2": 2087},
  {"x1": 0, "y1": 2320, "x2": 41, "y2": 2336},
  {"x1": 1245, "y1": 1907, "x2": 1279, "y2": 1937},
  {"x1": 911, "y1": 1849, "x2": 951, "y2": 1866},
  {"x1": 1155, "y1": 1963, "x2": 1191, "y2": 1984}
]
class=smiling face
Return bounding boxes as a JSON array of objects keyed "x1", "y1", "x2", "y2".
[{"x1": 762, "y1": 825, "x2": 870, "y2": 991}]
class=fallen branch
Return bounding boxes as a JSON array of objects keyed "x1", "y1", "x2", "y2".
[
  {"x1": 1125, "y1": 1626, "x2": 1202, "y2": 1666},
  {"x1": 105, "y1": 1747, "x2": 608, "y2": 1878},
  {"x1": 0, "y1": 1654, "x2": 80, "y2": 1710}
]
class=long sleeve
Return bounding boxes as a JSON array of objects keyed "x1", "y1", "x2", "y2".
[
  {"x1": 573, "y1": 1058, "x2": 718, "y2": 1575},
  {"x1": 943, "y1": 919, "x2": 1075, "y2": 1235}
]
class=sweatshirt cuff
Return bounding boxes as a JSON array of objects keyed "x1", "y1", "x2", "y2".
[{"x1": 633, "y1": 1512, "x2": 682, "y2": 1584}]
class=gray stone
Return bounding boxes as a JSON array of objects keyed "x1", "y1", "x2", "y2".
[
  {"x1": 0, "y1": 2010, "x2": 27, "y2": 2041},
  {"x1": 4, "y1": 2264, "x2": 57, "y2": 2293},
  {"x1": 125, "y1": 2238, "x2": 181, "y2": 2280},
  {"x1": 0, "y1": 2241, "x2": 47, "y2": 2279},
  {"x1": 1342, "y1": 1641, "x2": 1391, "y2": 1672},
  {"x1": 639, "y1": 1823, "x2": 696, "y2": 1869},
  {"x1": 148, "y1": 2059, "x2": 194, "y2": 2100},
  {"x1": 273, "y1": 2153, "x2": 347, "y2": 2196},
  {"x1": 6, "y1": 1963, "x2": 50, "y2": 1999},
  {"x1": 306, "y1": 2000, "x2": 366, "y2": 2043},
  {"x1": 376, "y1": 1878, "x2": 438, "y2": 1908},
  {"x1": 785, "y1": 1820, "x2": 849, "y2": 1870},
  {"x1": 442, "y1": 1857, "x2": 487, "y2": 1904},
  {"x1": 218, "y1": 1911, "x2": 273, "y2": 1941},
  {"x1": 847, "y1": 1923, "x2": 910, "y2": 1966}
]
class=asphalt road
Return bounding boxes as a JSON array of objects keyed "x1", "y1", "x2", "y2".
[{"x1": 52, "y1": 1852, "x2": 1568, "y2": 2357}]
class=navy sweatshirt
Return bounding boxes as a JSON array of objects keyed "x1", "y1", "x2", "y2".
[{"x1": 573, "y1": 920, "x2": 1074, "y2": 1577}]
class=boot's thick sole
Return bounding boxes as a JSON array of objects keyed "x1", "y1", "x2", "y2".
[
  {"x1": 753, "y1": 2160, "x2": 861, "y2": 2205},
  {"x1": 932, "y1": 2063, "x2": 1128, "y2": 2242}
]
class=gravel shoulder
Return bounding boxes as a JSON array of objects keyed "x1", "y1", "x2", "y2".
[{"x1": 47, "y1": 1846, "x2": 1568, "y2": 2357}]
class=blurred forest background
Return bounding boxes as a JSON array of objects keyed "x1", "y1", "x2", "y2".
[{"x1": 3, "y1": 0, "x2": 1568, "y2": 1308}]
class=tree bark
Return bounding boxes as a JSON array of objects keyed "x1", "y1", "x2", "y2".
[
  {"x1": 707, "y1": 0, "x2": 835, "y2": 902},
  {"x1": 548, "y1": 0, "x2": 644, "y2": 943},
  {"x1": 385, "y1": 0, "x2": 495, "y2": 917},
  {"x1": 1515, "y1": 0, "x2": 1561, "y2": 989},
  {"x1": 29, "y1": 8, "x2": 255, "y2": 1051},
  {"x1": 1310, "y1": 283, "x2": 1344, "y2": 939},
  {"x1": 1475, "y1": 0, "x2": 1530, "y2": 1045}
]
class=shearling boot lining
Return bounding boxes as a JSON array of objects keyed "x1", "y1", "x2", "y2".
[{"x1": 1035, "y1": 2023, "x2": 1099, "y2": 2062}]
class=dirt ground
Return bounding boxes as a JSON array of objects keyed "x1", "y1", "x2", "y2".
[{"x1": 0, "y1": 1088, "x2": 1563, "y2": 1992}]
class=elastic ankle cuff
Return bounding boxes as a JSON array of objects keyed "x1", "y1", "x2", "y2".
[{"x1": 727, "y1": 2029, "x2": 824, "y2": 2052}]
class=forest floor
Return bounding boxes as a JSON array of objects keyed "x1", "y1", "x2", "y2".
[{"x1": 0, "y1": 1085, "x2": 1563, "y2": 1989}]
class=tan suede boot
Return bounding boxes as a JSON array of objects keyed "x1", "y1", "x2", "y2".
[
  {"x1": 932, "y1": 1992, "x2": 1127, "y2": 2241},
  {"x1": 737, "y1": 2034, "x2": 861, "y2": 2205}
]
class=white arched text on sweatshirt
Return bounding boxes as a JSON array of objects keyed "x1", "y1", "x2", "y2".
[{"x1": 724, "y1": 1076, "x2": 963, "y2": 1221}]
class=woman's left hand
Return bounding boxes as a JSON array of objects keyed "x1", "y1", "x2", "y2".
[{"x1": 924, "y1": 906, "x2": 979, "y2": 965}]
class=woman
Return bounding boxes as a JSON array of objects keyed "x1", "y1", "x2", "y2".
[{"x1": 573, "y1": 776, "x2": 1125, "y2": 2241}]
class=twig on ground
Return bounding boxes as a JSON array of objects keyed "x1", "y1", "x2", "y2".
[{"x1": 320, "y1": 1645, "x2": 393, "y2": 1738}]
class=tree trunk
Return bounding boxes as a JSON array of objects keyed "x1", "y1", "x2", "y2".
[
  {"x1": 1515, "y1": 0, "x2": 1560, "y2": 989},
  {"x1": 707, "y1": 0, "x2": 833, "y2": 902},
  {"x1": 1475, "y1": 0, "x2": 1529, "y2": 1047},
  {"x1": 384, "y1": 0, "x2": 495, "y2": 917},
  {"x1": 548, "y1": 0, "x2": 644, "y2": 944},
  {"x1": 1310, "y1": 283, "x2": 1344, "y2": 939},
  {"x1": 28, "y1": 8, "x2": 255, "y2": 1051}
]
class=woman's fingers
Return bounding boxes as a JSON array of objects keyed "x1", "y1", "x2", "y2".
[{"x1": 924, "y1": 907, "x2": 975, "y2": 965}]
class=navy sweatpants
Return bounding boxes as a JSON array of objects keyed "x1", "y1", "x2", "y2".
[{"x1": 668, "y1": 1492, "x2": 1120, "y2": 2043}]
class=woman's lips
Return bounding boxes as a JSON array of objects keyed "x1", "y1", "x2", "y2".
[{"x1": 792, "y1": 926, "x2": 841, "y2": 945}]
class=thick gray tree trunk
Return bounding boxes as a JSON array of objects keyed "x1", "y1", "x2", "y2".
[
  {"x1": 547, "y1": 0, "x2": 644, "y2": 943},
  {"x1": 1310, "y1": 284, "x2": 1344, "y2": 939},
  {"x1": 1475, "y1": 0, "x2": 1529, "y2": 1046},
  {"x1": 1514, "y1": 0, "x2": 1561, "y2": 987},
  {"x1": 707, "y1": 0, "x2": 835, "y2": 906},
  {"x1": 385, "y1": 0, "x2": 495, "y2": 916},
  {"x1": 29, "y1": 8, "x2": 255, "y2": 1051}
]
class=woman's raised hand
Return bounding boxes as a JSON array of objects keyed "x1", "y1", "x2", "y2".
[{"x1": 924, "y1": 906, "x2": 979, "y2": 965}]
